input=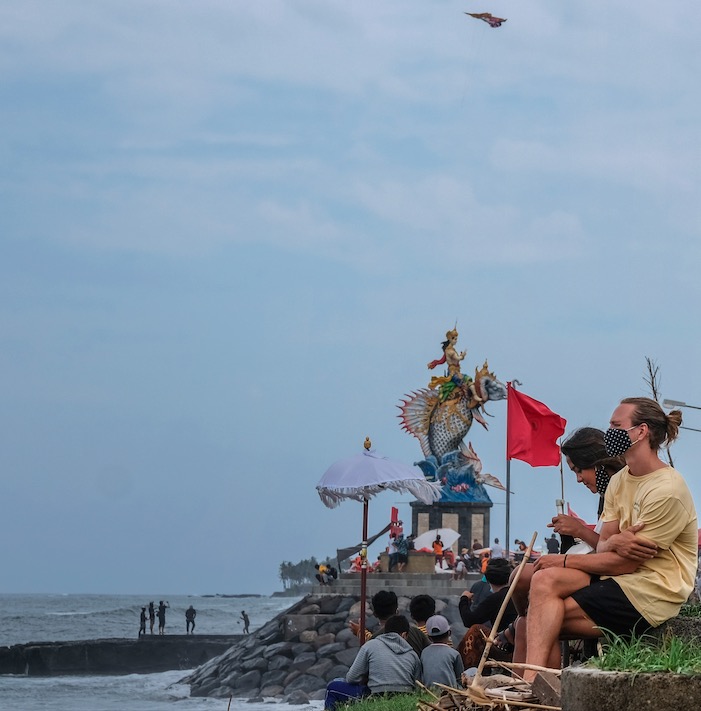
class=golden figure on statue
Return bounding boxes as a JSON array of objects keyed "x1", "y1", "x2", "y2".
[{"x1": 427, "y1": 328, "x2": 483, "y2": 407}]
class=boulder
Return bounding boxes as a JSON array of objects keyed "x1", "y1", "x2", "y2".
[
  {"x1": 348, "y1": 602, "x2": 364, "y2": 618},
  {"x1": 290, "y1": 652, "x2": 317, "y2": 673},
  {"x1": 263, "y1": 642, "x2": 293, "y2": 659},
  {"x1": 283, "y1": 670, "x2": 301, "y2": 686},
  {"x1": 291, "y1": 643, "x2": 314, "y2": 655},
  {"x1": 307, "y1": 659, "x2": 334, "y2": 679},
  {"x1": 285, "y1": 689, "x2": 311, "y2": 705},
  {"x1": 316, "y1": 642, "x2": 345, "y2": 657},
  {"x1": 260, "y1": 685, "x2": 284, "y2": 697},
  {"x1": 190, "y1": 678, "x2": 221, "y2": 697},
  {"x1": 318, "y1": 621, "x2": 346, "y2": 636},
  {"x1": 261, "y1": 669, "x2": 288, "y2": 688},
  {"x1": 313, "y1": 633, "x2": 337, "y2": 649},
  {"x1": 310, "y1": 688, "x2": 328, "y2": 701},
  {"x1": 328, "y1": 664, "x2": 350, "y2": 681},
  {"x1": 335, "y1": 628, "x2": 356, "y2": 644},
  {"x1": 209, "y1": 685, "x2": 235, "y2": 699},
  {"x1": 319, "y1": 597, "x2": 343, "y2": 614},
  {"x1": 334, "y1": 648, "x2": 359, "y2": 667},
  {"x1": 285, "y1": 673, "x2": 325, "y2": 694},
  {"x1": 335, "y1": 597, "x2": 357, "y2": 614},
  {"x1": 240, "y1": 656, "x2": 268, "y2": 672},
  {"x1": 232, "y1": 670, "x2": 261, "y2": 690},
  {"x1": 299, "y1": 630, "x2": 318, "y2": 644},
  {"x1": 298, "y1": 604, "x2": 321, "y2": 615},
  {"x1": 268, "y1": 655, "x2": 291, "y2": 671}
]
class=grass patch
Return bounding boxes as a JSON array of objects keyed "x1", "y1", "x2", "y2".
[
  {"x1": 345, "y1": 691, "x2": 435, "y2": 711},
  {"x1": 679, "y1": 603, "x2": 701, "y2": 618},
  {"x1": 589, "y1": 633, "x2": 701, "y2": 675}
]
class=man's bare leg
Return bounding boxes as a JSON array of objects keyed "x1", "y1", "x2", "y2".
[
  {"x1": 524, "y1": 568, "x2": 601, "y2": 682},
  {"x1": 510, "y1": 564, "x2": 535, "y2": 616}
]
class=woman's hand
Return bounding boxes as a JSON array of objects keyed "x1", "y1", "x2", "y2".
[{"x1": 549, "y1": 514, "x2": 587, "y2": 538}]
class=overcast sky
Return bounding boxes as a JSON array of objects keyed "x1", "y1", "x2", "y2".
[{"x1": 1, "y1": 1, "x2": 700, "y2": 595}]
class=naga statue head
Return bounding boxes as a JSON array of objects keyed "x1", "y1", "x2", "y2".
[{"x1": 475, "y1": 362, "x2": 507, "y2": 401}]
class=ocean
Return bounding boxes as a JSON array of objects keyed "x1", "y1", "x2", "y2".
[{"x1": 0, "y1": 593, "x2": 315, "y2": 711}]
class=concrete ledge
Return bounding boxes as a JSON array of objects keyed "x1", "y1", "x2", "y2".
[
  {"x1": 0, "y1": 635, "x2": 241, "y2": 676},
  {"x1": 319, "y1": 571, "x2": 480, "y2": 596},
  {"x1": 561, "y1": 665, "x2": 701, "y2": 711},
  {"x1": 378, "y1": 551, "x2": 436, "y2": 573}
]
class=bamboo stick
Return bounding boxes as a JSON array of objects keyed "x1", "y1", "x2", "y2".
[
  {"x1": 473, "y1": 531, "x2": 538, "y2": 686},
  {"x1": 483, "y1": 661, "x2": 562, "y2": 676}
]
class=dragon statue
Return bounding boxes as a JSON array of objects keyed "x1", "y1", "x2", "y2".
[{"x1": 398, "y1": 328, "x2": 507, "y2": 503}]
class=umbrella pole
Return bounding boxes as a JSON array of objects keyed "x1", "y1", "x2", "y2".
[{"x1": 359, "y1": 496, "x2": 369, "y2": 645}]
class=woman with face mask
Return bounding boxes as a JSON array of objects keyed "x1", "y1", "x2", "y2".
[{"x1": 554, "y1": 428, "x2": 626, "y2": 553}]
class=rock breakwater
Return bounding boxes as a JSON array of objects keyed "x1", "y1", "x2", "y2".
[{"x1": 185, "y1": 592, "x2": 466, "y2": 704}]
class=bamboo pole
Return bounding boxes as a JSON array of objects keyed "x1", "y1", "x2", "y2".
[{"x1": 472, "y1": 531, "x2": 538, "y2": 686}]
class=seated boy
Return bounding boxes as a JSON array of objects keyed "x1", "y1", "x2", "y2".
[
  {"x1": 324, "y1": 615, "x2": 421, "y2": 709},
  {"x1": 421, "y1": 615, "x2": 464, "y2": 689}
]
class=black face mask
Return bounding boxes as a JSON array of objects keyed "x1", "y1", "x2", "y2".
[
  {"x1": 595, "y1": 465, "x2": 610, "y2": 497},
  {"x1": 604, "y1": 426, "x2": 638, "y2": 457}
]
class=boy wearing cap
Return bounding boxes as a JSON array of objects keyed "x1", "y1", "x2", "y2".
[{"x1": 420, "y1": 615, "x2": 464, "y2": 689}]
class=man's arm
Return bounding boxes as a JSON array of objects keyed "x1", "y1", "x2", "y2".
[
  {"x1": 597, "y1": 521, "x2": 658, "y2": 561},
  {"x1": 345, "y1": 645, "x2": 370, "y2": 684},
  {"x1": 557, "y1": 550, "x2": 639, "y2": 576}
]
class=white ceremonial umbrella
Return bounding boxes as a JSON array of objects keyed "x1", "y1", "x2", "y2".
[
  {"x1": 412, "y1": 527, "x2": 461, "y2": 551},
  {"x1": 317, "y1": 438, "x2": 441, "y2": 642}
]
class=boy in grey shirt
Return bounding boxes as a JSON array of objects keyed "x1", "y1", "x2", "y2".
[{"x1": 420, "y1": 615, "x2": 464, "y2": 689}]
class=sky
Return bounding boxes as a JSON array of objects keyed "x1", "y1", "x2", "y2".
[{"x1": 1, "y1": 1, "x2": 700, "y2": 595}]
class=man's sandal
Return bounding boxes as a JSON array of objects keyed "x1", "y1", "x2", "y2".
[{"x1": 494, "y1": 620, "x2": 516, "y2": 653}]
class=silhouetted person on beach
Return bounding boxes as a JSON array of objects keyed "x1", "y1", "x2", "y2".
[
  {"x1": 186, "y1": 605, "x2": 196, "y2": 634},
  {"x1": 158, "y1": 600, "x2": 170, "y2": 635},
  {"x1": 241, "y1": 610, "x2": 250, "y2": 634},
  {"x1": 148, "y1": 602, "x2": 155, "y2": 634},
  {"x1": 139, "y1": 607, "x2": 147, "y2": 637}
]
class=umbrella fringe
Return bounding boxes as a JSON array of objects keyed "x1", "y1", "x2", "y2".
[{"x1": 317, "y1": 479, "x2": 441, "y2": 509}]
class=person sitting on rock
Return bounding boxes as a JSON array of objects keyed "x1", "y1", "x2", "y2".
[
  {"x1": 421, "y1": 615, "x2": 463, "y2": 688},
  {"x1": 315, "y1": 563, "x2": 329, "y2": 585},
  {"x1": 324, "y1": 615, "x2": 421, "y2": 710},
  {"x1": 408, "y1": 594, "x2": 436, "y2": 637}
]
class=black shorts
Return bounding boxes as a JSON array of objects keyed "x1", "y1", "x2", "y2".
[
  {"x1": 570, "y1": 577, "x2": 652, "y2": 639},
  {"x1": 397, "y1": 553, "x2": 408, "y2": 564}
]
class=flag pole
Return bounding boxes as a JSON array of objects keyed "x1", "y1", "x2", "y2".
[
  {"x1": 505, "y1": 459, "x2": 511, "y2": 556},
  {"x1": 559, "y1": 439, "x2": 565, "y2": 501},
  {"x1": 505, "y1": 380, "x2": 521, "y2": 557}
]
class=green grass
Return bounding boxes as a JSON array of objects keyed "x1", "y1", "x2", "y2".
[
  {"x1": 679, "y1": 603, "x2": 701, "y2": 618},
  {"x1": 589, "y1": 633, "x2": 701, "y2": 675},
  {"x1": 344, "y1": 691, "x2": 435, "y2": 711}
]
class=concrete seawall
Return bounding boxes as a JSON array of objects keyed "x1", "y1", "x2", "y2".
[{"x1": 0, "y1": 635, "x2": 243, "y2": 676}]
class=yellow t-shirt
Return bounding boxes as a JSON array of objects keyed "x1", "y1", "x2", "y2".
[{"x1": 602, "y1": 465, "x2": 698, "y2": 627}]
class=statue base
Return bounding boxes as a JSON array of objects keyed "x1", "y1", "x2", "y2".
[{"x1": 410, "y1": 500, "x2": 492, "y2": 552}]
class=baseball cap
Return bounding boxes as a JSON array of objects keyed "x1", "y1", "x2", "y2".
[{"x1": 426, "y1": 614, "x2": 451, "y2": 637}]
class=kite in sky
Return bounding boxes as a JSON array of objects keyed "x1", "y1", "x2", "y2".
[{"x1": 465, "y1": 12, "x2": 507, "y2": 28}]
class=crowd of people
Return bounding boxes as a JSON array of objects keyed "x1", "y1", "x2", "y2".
[
  {"x1": 321, "y1": 397, "x2": 699, "y2": 703},
  {"x1": 138, "y1": 601, "x2": 172, "y2": 636}
]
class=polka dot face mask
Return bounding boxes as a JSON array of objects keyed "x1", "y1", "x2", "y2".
[
  {"x1": 595, "y1": 465, "x2": 610, "y2": 496},
  {"x1": 604, "y1": 426, "x2": 638, "y2": 457}
]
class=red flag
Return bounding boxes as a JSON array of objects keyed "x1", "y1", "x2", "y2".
[{"x1": 507, "y1": 383, "x2": 566, "y2": 466}]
